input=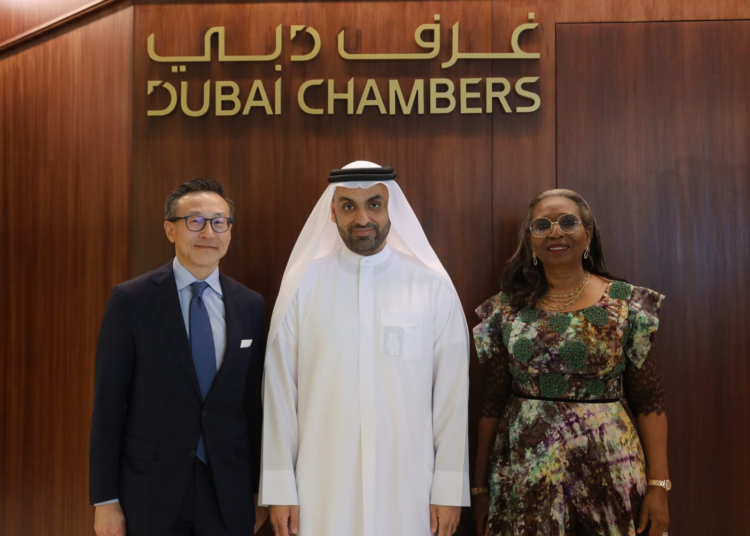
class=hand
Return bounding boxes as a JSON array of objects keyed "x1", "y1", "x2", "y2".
[
  {"x1": 430, "y1": 504, "x2": 461, "y2": 535},
  {"x1": 268, "y1": 505, "x2": 299, "y2": 536},
  {"x1": 254, "y1": 494, "x2": 269, "y2": 534},
  {"x1": 637, "y1": 487, "x2": 669, "y2": 535},
  {"x1": 472, "y1": 492, "x2": 490, "y2": 536},
  {"x1": 94, "y1": 503, "x2": 126, "y2": 536}
]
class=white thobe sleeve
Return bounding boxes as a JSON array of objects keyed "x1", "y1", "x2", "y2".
[
  {"x1": 430, "y1": 280, "x2": 471, "y2": 507},
  {"x1": 259, "y1": 296, "x2": 300, "y2": 506}
]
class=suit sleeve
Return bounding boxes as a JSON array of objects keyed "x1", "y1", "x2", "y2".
[
  {"x1": 89, "y1": 286, "x2": 135, "y2": 504},
  {"x1": 245, "y1": 294, "x2": 267, "y2": 493},
  {"x1": 430, "y1": 280, "x2": 471, "y2": 507}
]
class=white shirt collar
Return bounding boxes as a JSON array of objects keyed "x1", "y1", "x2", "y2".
[
  {"x1": 172, "y1": 257, "x2": 223, "y2": 296},
  {"x1": 340, "y1": 243, "x2": 392, "y2": 267}
]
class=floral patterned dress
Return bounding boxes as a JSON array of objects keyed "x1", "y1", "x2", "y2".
[{"x1": 473, "y1": 281, "x2": 667, "y2": 536}]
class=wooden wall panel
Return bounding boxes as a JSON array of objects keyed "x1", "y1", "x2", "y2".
[
  {"x1": 0, "y1": 5, "x2": 133, "y2": 536},
  {"x1": 490, "y1": 4, "x2": 553, "y2": 284},
  {"x1": 489, "y1": 0, "x2": 750, "y2": 283},
  {"x1": 0, "y1": 0, "x2": 103, "y2": 44},
  {"x1": 557, "y1": 21, "x2": 750, "y2": 535}
]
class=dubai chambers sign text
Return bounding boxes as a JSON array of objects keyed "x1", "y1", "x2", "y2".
[{"x1": 146, "y1": 14, "x2": 541, "y2": 117}]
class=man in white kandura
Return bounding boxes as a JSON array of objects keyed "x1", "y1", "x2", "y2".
[{"x1": 260, "y1": 161, "x2": 471, "y2": 536}]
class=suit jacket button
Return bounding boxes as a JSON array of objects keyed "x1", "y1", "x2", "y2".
[
  {"x1": 202, "y1": 410, "x2": 208, "y2": 417},
  {"x1": 188, "y1": 450, "x2": 196, "y2": 458}
]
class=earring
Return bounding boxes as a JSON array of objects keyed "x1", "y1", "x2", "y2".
[
  {"x1": 532, "y1": 252, "x2": 538, "y2": 266},
  {"x1": 584, "y1": 246, "x2": 590, "y2": 260}
]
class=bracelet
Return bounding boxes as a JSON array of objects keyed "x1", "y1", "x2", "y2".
[{"x1": 470, "y1": 487, "x2": 489, "y2": 496}]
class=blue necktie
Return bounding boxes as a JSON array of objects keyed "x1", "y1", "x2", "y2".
[{"x1": 190, "y1": 281, "x2": 217, "y2": 464}]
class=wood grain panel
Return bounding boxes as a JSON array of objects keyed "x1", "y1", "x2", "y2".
[
  {"x1": 0, "y1": 0, "x2": 108, "y2": 45},
  {"x1": 490, "y1": 3, "x2": 553, "y2": 284},
  {"x1": 557, "y1": 21, "x2": 750, "y2": 535},
  {"x1": 0, "y1": 1, "x2": 129, "y2": 55},
  {"x1": 0, "y1": 5, "x2": 133, "y2": 536},
  {"x1": 489, "y1": 0, "x2": 750, "y2": 285}
]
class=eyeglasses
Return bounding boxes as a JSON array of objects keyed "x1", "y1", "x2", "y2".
[
  {"x1": 529, "y1": 213, "x2": 582, "y2": 238},
  {"x1": 167, "y1": 215, "x2": 233, "y2": 233}
]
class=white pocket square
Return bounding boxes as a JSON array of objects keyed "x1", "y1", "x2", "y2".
[{"x1": 240, "y1": 339, "x2": 253, "y2": 348}]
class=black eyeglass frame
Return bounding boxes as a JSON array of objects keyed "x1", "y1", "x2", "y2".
[{"x1": 166, "y1": 215, "x2": 234, "y2": 233}]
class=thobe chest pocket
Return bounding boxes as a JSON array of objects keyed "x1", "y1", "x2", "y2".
[{"x1": 380, "y1": 309, "x2": 424, "y2": 360}]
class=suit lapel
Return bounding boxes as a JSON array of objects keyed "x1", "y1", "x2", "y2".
[
  {"x1": 149, "y1": 262, "x2": 202, "y2": 399},
  {"x1": 206, "y1": 273, "x2": 243, "y2": 404}
]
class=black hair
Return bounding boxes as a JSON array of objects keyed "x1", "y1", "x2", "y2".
[
  {"x1": 501, "y1": 189, "x2": 625, "y2": 311},
  {"x1": 164, "y1": 178, "x2": 235, "y2": 220}
]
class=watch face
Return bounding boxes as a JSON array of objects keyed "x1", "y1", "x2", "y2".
[{"x1": 666, "y1": 480, "x2": 672, "y2": 491}]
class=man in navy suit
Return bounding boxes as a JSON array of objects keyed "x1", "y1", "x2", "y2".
[{"x1": 89, "y1": 179, "x2": 267, "y2": 536}]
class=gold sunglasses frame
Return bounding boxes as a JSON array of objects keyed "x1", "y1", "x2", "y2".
[{"x1": 529, "y1": 213, "x2": 583, "y2": 238}]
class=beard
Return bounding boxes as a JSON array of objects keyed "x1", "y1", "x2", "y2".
[{"x1": 337, "y1": 219, "x2": 391, "y2": 255}]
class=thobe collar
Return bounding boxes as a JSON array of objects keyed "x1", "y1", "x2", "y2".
[
  {"x1": 340, "y1": 242, "x2": 393, "y2": 268},
  {"x1": 172, "y1": 257, "x2": 223, "y2": 296}
]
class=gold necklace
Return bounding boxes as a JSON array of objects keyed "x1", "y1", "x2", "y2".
[
  {"x1": 538, "y1": 272, "x2": 591, "y2": 311},
  {"x1": 544, "y1": 272, "x2": 590, "y2": 298}
]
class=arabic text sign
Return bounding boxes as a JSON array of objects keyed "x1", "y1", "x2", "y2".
[{"x1": 146, "y1": 14, "x2": 541, "y2": 117}]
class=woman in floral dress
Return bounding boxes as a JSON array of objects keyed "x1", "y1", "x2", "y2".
[{"x1": 472, "y1": 190, "x2": 670, "y2": 536}]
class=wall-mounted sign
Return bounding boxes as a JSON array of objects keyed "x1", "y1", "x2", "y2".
[{"x1": 146, "y1": 13, "x2": 541, "y2": 117}]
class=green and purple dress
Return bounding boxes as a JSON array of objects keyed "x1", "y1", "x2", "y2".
[{"x1": 474, "y1": 281, "x2": 666, "y2": 536}]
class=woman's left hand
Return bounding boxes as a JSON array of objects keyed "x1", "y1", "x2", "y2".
[{"x1": 637, "y1": 487, "x2": 669, "y2": 534}]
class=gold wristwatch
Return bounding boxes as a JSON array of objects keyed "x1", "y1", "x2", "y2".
[{"x1": 647, "y1": 479, "x2": 672, "y2": 491}]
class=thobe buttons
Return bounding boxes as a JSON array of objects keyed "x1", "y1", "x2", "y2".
[
  {"x1": 188, "y1": 449, "x2": 196, "y2": 458},
  {"x1": 202, "y1": 410, "x2": 208, "y2": 417}
]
